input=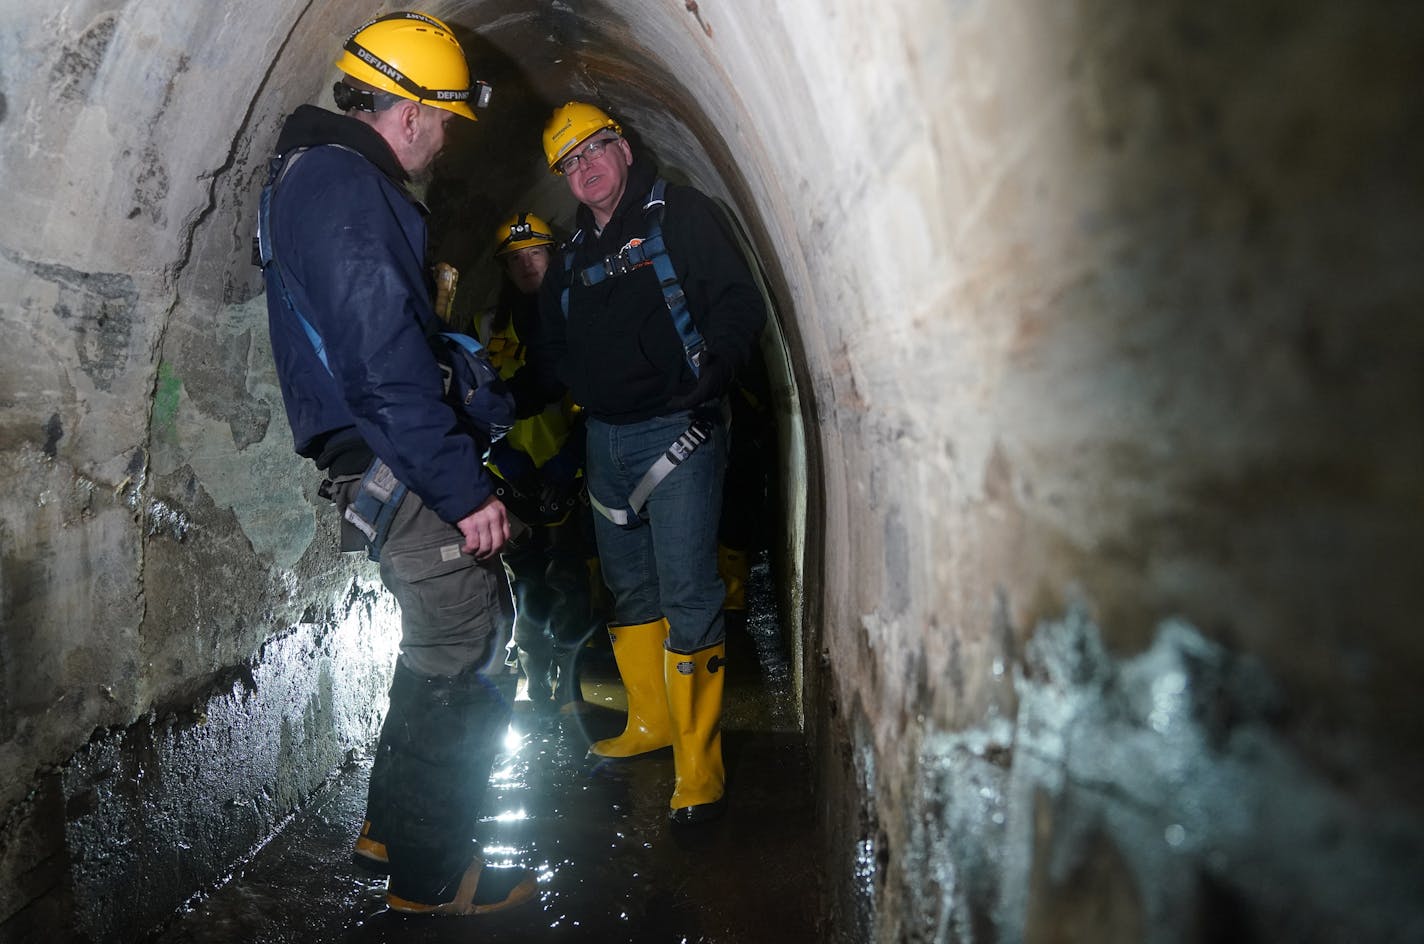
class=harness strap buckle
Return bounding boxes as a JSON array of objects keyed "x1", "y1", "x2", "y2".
[
  {"x1": 686, "y1": 342, "x2": 707, "y2": 370},
  {"x1": 602, "y1": 253, "x2": 630, "y2": 278},
  {"x1": 342, "y1": 457, "x2": 408, "y2": 561},
  {"x1": 590, "y1": 417, "x2": 716, "y2": 530}
]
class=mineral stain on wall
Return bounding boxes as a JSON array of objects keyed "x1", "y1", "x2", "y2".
[
  {"x1": 153, "y1": 362, "x2": 182, "y2": 435},
  {"x1": 41, "y1": 414, "x2": 63, "y2": 458},
  {"x1": 869, "y1": 612, "x2": 1424, "y2": 944},
  {"x1": 31, "y1": 261, "x2": 139, "y2": 392},
  {"x1": 48, "y1": 14, "x2": 118, "y2": 105}
]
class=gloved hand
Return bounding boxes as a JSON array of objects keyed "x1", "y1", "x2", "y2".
[
  {"x1": 538, "y1": 447, "x2": 582, "y2": 515},
  {"x1": 540, "y1": 446, "x2": 579, "y2": 487},
  {"x1": 488, "y1": 442, "x2": 539, "y2": 497},
  {"x1": 665, "y1": 353, "x2": 734, "y2": 411}
]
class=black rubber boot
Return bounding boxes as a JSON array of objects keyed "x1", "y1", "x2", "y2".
[
  {"x1": 517, "y1": 647, "x2": 556, "y2": 711},
  {"x1": 552, "y1": 622, "x2": 596, "y2": 714},
  {"x1": 377, "y1": 660, "x2": 532, "y2": 908},
  {"x1": 354, "y1": 663, "x2": 407, "y2": 874},
  {"x1": 387, "y1": 858, "x2": 537, "y2": 915}
]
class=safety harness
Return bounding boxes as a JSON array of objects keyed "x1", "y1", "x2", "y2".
[
  {"x1": 561, "y1": 179, "x2": 706, "y2": 378},
  {"x1": 561, "y1": 178, "x2": 717, "y2": 529}
]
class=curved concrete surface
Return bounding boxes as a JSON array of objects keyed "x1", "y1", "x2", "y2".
[{"x1": 1, "y1": 1, "x2": 1422, "y2": 940}]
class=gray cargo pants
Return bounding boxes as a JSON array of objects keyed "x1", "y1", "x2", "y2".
[{"x1": 334, "y1": 477, "x2": 508, "y2": 677}]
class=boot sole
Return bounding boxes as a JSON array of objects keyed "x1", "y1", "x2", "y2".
[
  {"x1": 669, "y1": 796, "x2": 726, "y2": 825},
  {"x1": 587, "y1": 741, "x2": 672, "y2": 759},
  {"x1": 387, "y1": 868, "x2": 537, "y2": 916}
]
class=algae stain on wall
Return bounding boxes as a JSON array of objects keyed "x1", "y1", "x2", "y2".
[
  {"x1": 153, "y1": 361, "x2": 183, "y2": 436},
  {"x1": 147, "y1": 293, "x2": 316, "y2": 569}
]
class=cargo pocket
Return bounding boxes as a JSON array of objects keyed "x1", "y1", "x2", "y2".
[{"x1": 380, "y1": 530, "x2": 498, "y2": 649}]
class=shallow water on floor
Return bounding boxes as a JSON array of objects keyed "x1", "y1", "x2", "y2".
[{"x1": 150, "y1": 558, "x2": 823, "y2": 943}]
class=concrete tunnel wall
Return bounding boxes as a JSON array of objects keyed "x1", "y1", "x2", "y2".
[{"x1": 1, "y1": 1, "x2": 1422, "y2": 941}]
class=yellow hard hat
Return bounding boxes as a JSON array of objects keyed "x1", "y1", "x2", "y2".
[
  {"x1": 494, "y1": 212, "x2": 555, "y2": 255},
  {"x1": 542, "y1": 101, "x2": 622, "y2": 173},
  {"x1": 334, "y1": 12, "x2": 482, "y2": 121}
]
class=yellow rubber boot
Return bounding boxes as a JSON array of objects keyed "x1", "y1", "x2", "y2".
[
  {"x1": 717, "y1": 545, "x2": 748, "y2": 612},
  {"x1": 589, "y1": 619, "x2": 673, "y2": 758},
  {"x1": 665, "y1": 642, "x2": 727, "y2": 823}
]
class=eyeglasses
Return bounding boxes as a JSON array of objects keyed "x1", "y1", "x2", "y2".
[{"x1": 558, "y1": 136, "x2": 619, "y2": 176}]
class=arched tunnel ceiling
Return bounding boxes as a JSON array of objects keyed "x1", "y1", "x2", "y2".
[{"x1": 0, "y1": 0, "x2": 847, "y2": 817}]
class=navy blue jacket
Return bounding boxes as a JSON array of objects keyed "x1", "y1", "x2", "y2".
[
  {"x1": 532, "y1": 159, "x2": 766, "y2": 424},
  {"x1": 263, "y1": 105, "x2": 492, "y2": 523}
]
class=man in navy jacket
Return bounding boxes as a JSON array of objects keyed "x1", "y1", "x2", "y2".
[{"x1": 260, "y1": 12, "x2": 533, "y2": 916}]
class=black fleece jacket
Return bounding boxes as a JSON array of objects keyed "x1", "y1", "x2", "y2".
[{"x1": 530, "y1": 159, "x2": 766, "y2": 424}]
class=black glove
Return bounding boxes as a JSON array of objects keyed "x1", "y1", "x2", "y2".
[
  {"x1": 666, "y1": 354, "x2": 733, "y2": 411},
  {"x1": 488, "y1": 442, "x2": 539, "y2": 497},
  {"x1": 537, "y1": 447, "x2": 581, "y2": 514}
]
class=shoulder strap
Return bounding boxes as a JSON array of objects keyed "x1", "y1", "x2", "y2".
[
  {"x1": 559, "y1": 228, "x2": 585, "y2": 320},
  {"x1": 435, "y1": 330, "x2": 487, "y2": 356},
  {"x1": 643, "y1": 177, "x2": 668, "y2": 214},
  {"x1": 253, "y1": 148, "x2": 308, "y2": 269},
  {"x1": 639, "y1": 180, "x2": 705, "y2": 377},
  {"x1": 254, "y1": 147, "x2": 335, "y2": 372}
]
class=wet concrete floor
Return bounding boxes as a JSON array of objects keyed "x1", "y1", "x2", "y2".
[{"x1": 150, "y1": 558, "x2": 824, "y2": 943}]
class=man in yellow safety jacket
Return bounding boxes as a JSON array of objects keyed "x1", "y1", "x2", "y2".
[{"x1": 480, "y1": 212, "x2": 596, "y2": 713}]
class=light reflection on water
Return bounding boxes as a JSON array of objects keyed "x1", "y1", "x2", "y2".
[{"x1": 488, "y1": 807, "x2": 529, "y2": 823}]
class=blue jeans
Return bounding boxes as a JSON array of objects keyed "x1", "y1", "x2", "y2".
[{"x1": 585, "y1": 412, "x2": 727, "y2": 652}]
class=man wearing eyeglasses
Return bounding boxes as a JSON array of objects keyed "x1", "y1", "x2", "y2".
[{"x1": 528, "y1": 101, "x2": 766, "y2": 825}]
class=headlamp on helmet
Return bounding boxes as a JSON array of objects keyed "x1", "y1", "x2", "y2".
[{"x1": 495, "y1": 212, "x2": 556, "y2": 255}]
